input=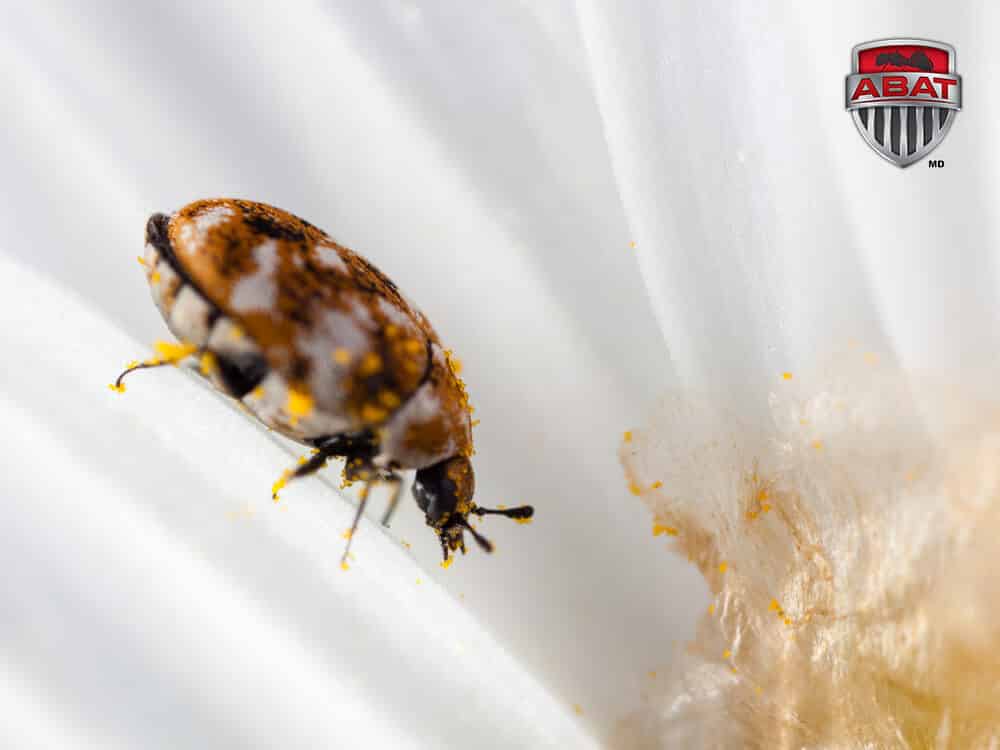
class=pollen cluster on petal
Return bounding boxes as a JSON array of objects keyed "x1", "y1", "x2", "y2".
[
  {"x1": 615, "y1": 353, "x2": 1000, "y2": 748},
  {"x1": 652, "y1": 522, "x2": 678, "y2": 537}
]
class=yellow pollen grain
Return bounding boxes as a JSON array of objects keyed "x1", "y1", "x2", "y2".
[
  {"x1": 708, "y1": 604, "x2": 716, "y2": 615},
  {"x1": 629, "y1": 481, "x2": 643, "y2": 496},
  {"x1": 572, "y1": 704, "x2": 583, "y2": 716},
  {"x1": 628, "y1": 241, "x2": 636, "y2": 249},
  {"x1": 471, "y1": 419, "x2": 481, "y2": 428},
  {"x1": 652, "y1": 522, "x2": 678, "y2": 537},
  {"x1": 228, "y1": 325, "x2": 244, "y2": 341},
  {"x1": 445, "y1": 350, "x2": 463, "y2": 375},
  {"x1": 250, "y1": 385, "x2": 264, "y2": 399},
  {"x1": 723, "y1": 649, "x2": 732, "y2": 659},
  {"x1": 762, "y1": 503, "x2": 772, "y2": 512},
  {"x1": 811, "y1": 439, "x2": 824, "y2": 450},
  {"x1": 341, "y1": 529, "x2": 353, "y2": 540},
  {"x1": 782, "y1": 372, "x2": 793, "y2": 380},
  {"x1": 286, "y1": 386, "x2": 314, "y2": 425},
  {"x1": 718, "y1": 561, "x2": 728, "y2": 573},
  {"x1": 108, "y1": 382, "x2": 126, "y2": 393},
  {"x1": 332, "y1": 348, "x2": 352, "y2": 366},
  {"x1": 515, "y1": 517, "x2": 533, "y2": 525},
  {"x1": 623, "y1": 430, "x2": 633, "y2": 443},
  {"x1": 340, "y1": 561, "x2": 350, "y2": 571},
  {"x1": 136, "y1": 255, "x2": 147, "y2": 267},
  {"x1": 440, "y1": 558, "x2": 453, "y2": 569},
  {"x1": 784, "y1": 617, "x2": 793, "y2": 626},
  {"x1": 757, "y1": 488, "x2": 769, "y2": 501},
  {"x1": 651, "y1": 480, "x2": 663, "y2": 489},
  {"x1": 271, "y1": 469, "x2": 292, "y2": 501},
  {"x1": 378, "y1": 390, "x2": 401, "y2": 408},
  {"x1": 648, "y1": 670, "x2": 656, "y2": 678},
  {"x1": 359, "y1": 352, "x2": 383, "y2": 377},
  {"x1": 199, "y1": 351, "x2": 217, "y2": 376},
  {"x1": 769, "y1": 599, "x2": 781, "y2": 612},
  {"x1": 150, "y1": 270, "x2": 161, "y2": 284},
  {"x1": 153, "y1": 340, "x2": 197, "y2": 363},
  {"x1": 401, "y1": 540, "x2": 411, "y2": 550},
  {"x1": 361, "y1": 403, "x2": 388, "y2": 424}
]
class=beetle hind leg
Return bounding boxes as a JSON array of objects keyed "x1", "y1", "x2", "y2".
[
  {"x1": 340, "y1": 480, "x2": 372, "y2": 568},
  {"x1": 108, "y1": 340, "x2": 200, "y2": 393}
]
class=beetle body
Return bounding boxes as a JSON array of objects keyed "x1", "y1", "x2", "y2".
[{"x1": 123, "y1": 199, "x2": 531, "y2": 562}]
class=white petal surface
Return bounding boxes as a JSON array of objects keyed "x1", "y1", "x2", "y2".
[
  {"x1": 2, "y1": 1, "x2": 996, "y2": 747},
  {"x1": 0, "y1": 257, "x2": 596, "y2": 749},
  {"x1": 0, "y1": 1, "x2": 694, "y2": 743}
]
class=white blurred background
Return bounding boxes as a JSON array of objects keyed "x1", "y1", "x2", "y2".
[{"x1": 1, "y1": 1, "x2": 997, "y2": 747}]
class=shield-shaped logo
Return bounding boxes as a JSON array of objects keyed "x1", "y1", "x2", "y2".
[{"x1": 845, "y1": 38, "x2": 962, "y2": 167}]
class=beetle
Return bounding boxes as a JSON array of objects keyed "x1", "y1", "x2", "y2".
[{"x1": 112, "y1": 198, "x2": 532, "y2": 565}]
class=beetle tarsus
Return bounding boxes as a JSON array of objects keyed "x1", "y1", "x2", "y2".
[
  {"x1": 341, "y1": 481, "x2": 372, "y2": 566},
  {"x1": 112, "y1": 359, "x2": 170, "y2": 390}
]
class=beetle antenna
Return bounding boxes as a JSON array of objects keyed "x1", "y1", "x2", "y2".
[
  {"x1": 470, "y1": 504, "x2": 534, "y2": 521},
  {"x1": 457, "y1": 517, "x2": 494, "y2": 553}
]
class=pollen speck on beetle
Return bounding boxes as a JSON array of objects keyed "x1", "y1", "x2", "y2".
[{"x1": 113, "y1": 198, "x2": 534, "y2": 566}]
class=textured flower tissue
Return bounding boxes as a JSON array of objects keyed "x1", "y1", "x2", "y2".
[{"x1": 617, "y1": 351, "x2": 1000, "y2": 749}]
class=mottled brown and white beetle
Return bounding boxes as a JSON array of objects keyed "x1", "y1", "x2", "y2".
[{"x1": 113, "y1": 199, "x2": 532, "y2": 565}]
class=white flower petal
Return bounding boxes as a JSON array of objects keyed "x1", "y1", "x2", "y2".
[{"x1": 0, "y1": 257, "x2": 595, "y2": 749}]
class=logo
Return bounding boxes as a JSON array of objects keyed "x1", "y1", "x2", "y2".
[{"x1": 845, "y1": 38, "x2": 961, "y2": 167}]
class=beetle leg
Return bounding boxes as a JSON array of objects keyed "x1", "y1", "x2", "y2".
[
  {"x1": 379, "y1": 473, "x2": 403, "y2": 527},
  {"x1": 341, "y1": 481, "x2": 372, "y2": 566},
  {"x1": 108, "y1": 340, "x2": 200, "y2": 393},
  {"x1": 109, "y1": 359, "x2": 173, "y2": 392},
  {"x1": 271, "y1": 443, "x2": 343, "y2": 500},
  {"x1": 290, "y1": 446, "x2": 338, "y2": 480}
]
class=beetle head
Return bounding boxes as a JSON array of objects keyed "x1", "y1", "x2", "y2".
[{"x1": 412, "y1": 456, "x2": 533, "y2": 561}]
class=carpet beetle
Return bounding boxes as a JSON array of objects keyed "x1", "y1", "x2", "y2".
[{"x1": 113, "y1": 199, "x2": 532, "y2": 565}]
